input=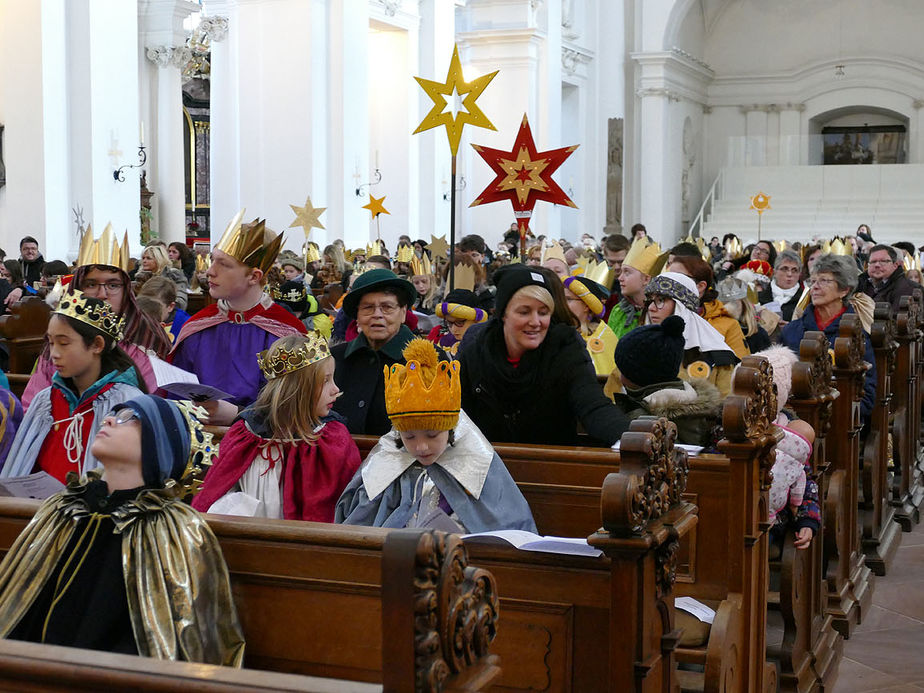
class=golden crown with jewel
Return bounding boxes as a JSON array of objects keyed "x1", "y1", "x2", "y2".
[
  {"x1": 270, "y1": 284, "x2": 307, "y2": 303},
  {"x1": 623, "y1": 238, "x2": 667, "y2": 276},
  {"x1": 409, "y1": 252, "x2": 432, "y2": 276},
  {"x1": 256, "y1": 332, "x2": 331, "y2": 380},
  {"x1": 384, "y1": 338, "x2": 460, "y2": 432},
  {"x1": 76, "y1": 224, "x2": 132, "y2": 272},
  {"x1": 55, "y1": 290, "x2": 125, "y2": 342},
  {"x1": 173, "y1": 400, "x2": 218, "y2": 496},
  {"x1": 213, "y1": 209, "x2": 285, "y2": 273}
]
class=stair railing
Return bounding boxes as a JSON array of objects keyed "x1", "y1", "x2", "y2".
[{"x1": 688, "y1": 169, "x2": 724, "y2": 239}]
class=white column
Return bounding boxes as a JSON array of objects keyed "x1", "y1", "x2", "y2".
[
  {"x1": 744, "y1": 108, "x2": 768, "y2": 167},
  {"x1": 779, "y1": 107, "x2": 802, "y2": 165},
  {"x1": 141, "y1": 0, "x2": 199, "y2": 245},
  {"x1": 637, "y1": 90, "x2": 671, "y2": 242}
]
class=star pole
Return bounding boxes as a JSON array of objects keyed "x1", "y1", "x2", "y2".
[{"x1": 414, "y1": 45, "x2": 497, "y2": 290}]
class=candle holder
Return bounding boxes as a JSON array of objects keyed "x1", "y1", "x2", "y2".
[
  {"x1": 113, "y1": 145, "x2": 147, "y2": 182},
  {"x1": 355, "y1": 168, "x2": 382, "y2": 197},
  {"x1": 443, "y1": 175, "x2": 466, "y2": 201}
]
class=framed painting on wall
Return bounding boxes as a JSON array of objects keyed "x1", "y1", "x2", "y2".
[
  {"x1": 0, "y1": 125, "x2": 5, "y2": 189},
  {"x1": 822, "y1": 125, "x2": 906, "y2": 165}
]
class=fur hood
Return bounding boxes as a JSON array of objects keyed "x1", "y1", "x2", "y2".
[{"x1": 636, "y1": 378, "x2": 723, "y2": 419}]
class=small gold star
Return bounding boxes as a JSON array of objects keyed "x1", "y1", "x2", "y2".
[
  {"x1": 429, "y1": 234, "x2": 450, "y2": 260},
  {"x1": 289, "y1": 196, "x2": 326, "y2": 237},
  {"x1": 363, "y1": 194, "x2": 390, "y2": 218}
]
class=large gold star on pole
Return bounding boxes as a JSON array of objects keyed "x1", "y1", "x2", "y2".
[
  {"x1": 362, "y1": 194, "x2": 390, "y2": 219},
  {"x1": 413, "y1": 44, "x2": 498, "y2": 156},
  {"x1": 289, "y1": 196, "x2": 326, "y2": 238},
  {"x1": 429, "y1": 234, "x2": 450, "y2": 261}
]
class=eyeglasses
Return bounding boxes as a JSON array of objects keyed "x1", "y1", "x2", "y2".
[
  {"x1": 752, "y1": 247, "x2": 770, "y2": 257},
  {"x1": 777, "y1": 266, "x2": 801, "y2": 274},
  {"x1": 868, "y1": 259, "x2": 896, "y2": 266},
  {"x1": 357, "y1": 302, "x2": 401, "y2": 317},
  {"x1": 82, "y1": 280, "x2": 124, "y2": 294},
  {"x1": 808, "y1": 277, "x2": 837, "y2": 287},
  {"x1": 112, "y1": 409, "x2": 139, "y2": 426},
  {"x1": 649, "y1": 296, "x2": 671, "y2": 309}
]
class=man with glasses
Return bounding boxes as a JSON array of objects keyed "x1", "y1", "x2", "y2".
[
  {"x1": 857, "y1": 244, "x2": 922, "y2": 313},
  {"x1": 17, "y1": 236, "x2": 45, "y2": 288},
  {"x1": 332, "y1": 269, "x2": 417, "y2": 434}
]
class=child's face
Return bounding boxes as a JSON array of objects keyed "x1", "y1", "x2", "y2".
[
  {"x1": 47, "y1": 315, "x2": 103, "y2": 381},
  {"x1": 313, "y1": 358, "x2": 340, "y2": 419},
  {"x1": 399, "y1": 430, "x2": 450, "y2": 466},
  {"x1": 412, "y1": 275, "x2": 430, "y2": 296},
  {"x1": 447, "y1": 318, "x2": 472, "y2": 342},
  {"x1": 91, "y1": 408, "x2": 143, "y2": 468}
]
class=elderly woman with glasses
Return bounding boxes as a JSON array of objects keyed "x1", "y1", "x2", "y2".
[
  {"x1": 331, "y1": 269, "x2": 418, "y2": 435},
  {"x1": 758, "y1": 249, "x2": 804, "y2": 323},
  {"x1": 781, "y1": 254, "x2": 877, "y2": 418}
]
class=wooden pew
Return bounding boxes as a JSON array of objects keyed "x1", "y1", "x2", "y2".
[
  {"x1": 824, "y1": 314, "x2": 874, "y2": 637},
  {"x1": 774, "y1": 330, "x2": 842, "y2": 692},
  {"x1": 0, "y1": 296, "x2": 51, "y2": 375},
  {"x1": 0, "y1": 508, "x2": 500, "y2": 692},
  {"x1": 892, "y1": 294, "x2": 924, "y2": 528},
  {"x1": 860, "y1": 303, "x2": 901, "y2": 574}
]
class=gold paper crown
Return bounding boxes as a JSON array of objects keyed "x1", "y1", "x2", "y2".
[
  {"x1": 827, "y1": 238, "x2": 852, "y2": 256},
  {"x1": 448, "y1": 263, "x2": 476, "y2": 293},
  {"x1": 903, "y1": 253, "x2": 922, "y2": 272},
  {"x1": 304, "y1": 242, "x2": 322, "y2": 264},
  {"x1": 384, "y1": 338, "x2": 460, "y2": 432},
  {"x1": 724, "y1": 237, "x2": 744, "y2": 259},
  {"x1": 410, "y1": 253, "x2": 432, "y2": 276},
  {"x1": 582, "y1": 258, "x2": 616, "y2": 291},
  {"x1": 76, "y1": 224, "x2": 131, "y2": 272},
  {"x1": 256, "y1": 332, "x2": 331, "y2": 379},
  {"x1": 540, "y1": 240, "x2": 568, "y2": 269},
  {"x1": 213, "y1": 209, "x2": 285, "y2": 273},
  {"x1": 55, "y1": 290, "x2": 125, "y2": 342},
  {"x1": 396, "y1": 245, "x2": 415, "y2": 263},
  {"x1": 195, "y1": 254, "x2": 208, "y2": 273},
  {"x1": 366, "y1": 240, "x2": 383, "y2": 257},
  {"x1": 173, "y1": 400, "x2": 218, "y2": 496},
  {"x1": 623, "y1": 238, "x2": 667, "y2": 276}
]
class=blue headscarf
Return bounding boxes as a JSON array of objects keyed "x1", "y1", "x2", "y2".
[{"x1": 113, "y1": 395, "x2": 190, "y2": 487}]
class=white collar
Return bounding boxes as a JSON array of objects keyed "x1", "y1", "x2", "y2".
[
  {"x1": 771, "y1": 281, "x2": 800, "y2": 303},
  {"x1": 360, "y1": 410, "x2": 495, "y2": 500}
]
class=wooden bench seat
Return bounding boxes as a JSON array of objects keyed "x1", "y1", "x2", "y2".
[{"x1": 0, "y1": 296, "x2": 51, "y2": 375}]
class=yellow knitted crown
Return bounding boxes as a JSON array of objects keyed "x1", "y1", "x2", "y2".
[
  {"x1": 384, "y1": 338, "x2": 460, "y2": 432},
  {"x1": 623, "y1": 238, "x2": 666, "y2": 276},
  {"x1": 55, "y1": 290, "x2": 125, "y2": 342},
  {"x1": 213, "y1": 209, "x2": 285, "y2": 273}
]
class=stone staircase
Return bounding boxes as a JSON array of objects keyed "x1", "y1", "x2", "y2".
[{"x1": 698, "y1": 164, "x2": 924, "y2": 245}]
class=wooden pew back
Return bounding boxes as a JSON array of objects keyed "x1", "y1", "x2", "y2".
[{"x1": 0, "y1": 297, "x2": 51, "y2": 375}]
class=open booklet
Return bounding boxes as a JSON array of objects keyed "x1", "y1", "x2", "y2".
[
  {"x1": 674, "y1": 596, "x2": 716, "y2": 624},
  {"x1": 0, "y1": 471, "x2": 65, "y2": 500},
  {"x1": 610, "y1": 440, "x2": 704, "y2": 456},
  {"x1": 148, "y1": 354, "x2": 233, "y2": 402},
  {"x1": 462, "y1": 530, "x2": 603, "y2": 557}
]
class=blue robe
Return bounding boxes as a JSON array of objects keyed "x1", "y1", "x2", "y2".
[{"x1": 335, "y1": 412, "x2": 536, "y2": 533}]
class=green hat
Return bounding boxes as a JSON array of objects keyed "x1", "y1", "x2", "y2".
[{"x1": 342, "y1": 268, "x2": 416, "y2": 319}]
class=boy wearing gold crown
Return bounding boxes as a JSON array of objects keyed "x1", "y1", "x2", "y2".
[
  {"x1": 336, "y1": 338, "x2": 536, "y2": 533},
  {"x1": 0, "y1": 394, "x2": 244, "y2": 665},
  {"x1": 170, "y1": 213, "x2": 306, "y2": 425},
  {"x1": 606, "y1": 238, "x2": 666, "y2": 339}
]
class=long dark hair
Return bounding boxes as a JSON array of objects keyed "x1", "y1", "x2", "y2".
[
  {"x1": 667, "y1": 255, "x2": 718, "y2": 305},
  {"x1": 52, "y1": 310, "x2": 149, "y2": 393}
]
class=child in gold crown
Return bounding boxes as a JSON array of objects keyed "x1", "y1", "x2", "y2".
[
  {"x1": 336, "y1": 338, "x2": 536, "y2": 533},
  {"x1": 194, "y1": 333, "x2": 361, "y2": 521}
]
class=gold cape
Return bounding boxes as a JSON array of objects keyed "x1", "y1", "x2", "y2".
[{"x1": 0, "y1": 471, "x2": 245, "y2": 666}]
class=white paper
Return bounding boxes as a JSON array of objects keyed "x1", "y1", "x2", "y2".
[
  {"x1": 148, "y1": 354, "x2": 199, "y2": 387},
  {"x1": 675, "y1": 597, "x2": 716, "y2": 624},
  {"x1": 0, "y1": 472, "x2": 65, "y2": 500},
  {"x1": 611, "y1": 441, "x2": 703, "y2": 456},
  {"x1": 760, "y1": 300, "x2": 783, "y2": 315},
  {"x1": 462, "y1": 529, "x2": 603, "y2": 557}
]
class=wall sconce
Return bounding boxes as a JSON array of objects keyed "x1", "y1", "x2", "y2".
[
  {"x1": 355, "y1": 168, "x2": 382, "y2": 197},
  {"x1": 443, "y1": 176, "x2": 466, "y2": 201},
  {"x1": 114, "y1": 143, "x2": 147, "y2": 182}
]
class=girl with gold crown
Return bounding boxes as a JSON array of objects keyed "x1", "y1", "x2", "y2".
[
  {"x1": 0, "y1": 394, "x2": 244, "y2": 665},
  {"x1": 2, "y1": 293, "x2": 146, "y2": 482},
  {"x1": 336, "y1": 338, "x2": 536, "y2": 533},
  {"x1": 193, "y1": 333, "x2": 361, "y2": 522}
]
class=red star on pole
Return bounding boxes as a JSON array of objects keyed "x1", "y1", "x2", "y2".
[{"x1": 470, "y1": 114, "x2": 578, "y2": 247}]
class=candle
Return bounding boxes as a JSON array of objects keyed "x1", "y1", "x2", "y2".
[
  {"x1": 375, "y1": 149, "x2": 380, "y2": 169},
  {"x1": 140, "y1": 121, "x2": 145, "y2": 146}
]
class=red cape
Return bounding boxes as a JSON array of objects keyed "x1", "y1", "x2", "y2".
[{"x1": 192, "y1": 419, "x2": 361, "y2": 522}]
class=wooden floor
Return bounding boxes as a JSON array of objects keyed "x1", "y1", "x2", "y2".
[{"x1": 834, "y1": 519, "x2": 924, "y2": 692}]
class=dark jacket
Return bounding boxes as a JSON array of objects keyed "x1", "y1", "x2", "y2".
[
  {"x1": 758, "y1": 282, "x2": 803, "y2": 322},
  {"x1": 19, "y1": 254, "x2": 45, "y2": 287},
  {"x1": 780, "y1": 304, "x2": 877, "y2": 419},
  {"x1": 857, "y1": 267, "x2": 921, "y2": 314},
  {"x1": 612, "y1": 378, "x2": 722, "y2": 448},
  {"x1": 332, "y1": 325, "x2": 415, "y2": 435},
  {"x1": 457, "y1": 320, "x2": 630, "y2": 446}
]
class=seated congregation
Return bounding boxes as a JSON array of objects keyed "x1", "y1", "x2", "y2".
[{"x1": 0, "y1": 217, "x2": 919, "y2": 691}]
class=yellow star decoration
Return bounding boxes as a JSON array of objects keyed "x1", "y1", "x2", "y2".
[
  {"x1": 289, "y1": 196, "x2": 326, "y2": 237},
  {"x1": 429, "y1": 234, "x2": 450, "y2": 260},
  {"x1": 497, "y1": 146, "x2": 550, "y2": 205},
  {"x1": 750, "y1": 192, "x2": 771, "y2": 215},
  {"x1": 363, "y1": 194, "x2": 390, "y2": 219},
  {"x1": 413, "y1": 44, "x2": 498, "y2": 156}
]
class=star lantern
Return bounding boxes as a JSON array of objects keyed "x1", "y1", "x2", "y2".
[
  {"x1": 470, "y1": 114, "x2": 578, "y2": 258},
  {"x1": 362, "y1": 194, "x2": 390, "y2": 219},
  {"x1": 289, "y1": 196, "x2": 326, "y2": 238},
  {"x1": 413, "y1": 44, "x2": 498, "y2": 157},
  {"x1": 749, "y1": 191, "x2": 771, "y2": 240}
]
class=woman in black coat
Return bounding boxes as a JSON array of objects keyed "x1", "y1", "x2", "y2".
[{"x1": 458, "y1": 266, "x2": 630, "y2": 447}]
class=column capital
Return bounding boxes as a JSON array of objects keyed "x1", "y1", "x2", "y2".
[{"x1": 146, "y1": 45, "x2": 192, "y2": 68}]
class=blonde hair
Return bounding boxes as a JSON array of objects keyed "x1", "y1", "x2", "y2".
[
  {"x1": 413, "y1": 273, "x2": 440, "y2": 311},
  {"x1": 509, "y1": 284, "x2": 555, "y2": 312},
  {"x1": 726, "y1": 298, "x2": 759, "y2": 338},
  {"x1": 251, "y1": 335, "x2": 330, "y2": 442},
  {"x1": 323, "y1": 244, "x2": 348, "y2": 274},
  {"x1": 143, "y1": 244, "x2": 171, "y2": 274}
]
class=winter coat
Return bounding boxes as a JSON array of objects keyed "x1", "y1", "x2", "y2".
[
  {"x1": 606, "y1": 298, "x2": 643, "y2": 339},
  {"x1": 19, "y1": 254, "x2": 45, "y2": 287},
  {"x1": 758, "y1": 283, "x2": 804, "y2": 322},
  {"x1": 457, "y1": 320, "x2": 630, "y2": 446},
  {"x1": 780, "y1": 304, "x2": 877, "y2": 419},
  {"x1": 857, "y1": 267, "x2": 922, "y2": 315},
  {"x1": 769, "y1": 425, "x2": 810, "y2": 524},
  {"x1": 701, "y1": 300, "x2": 749, "y2": 359},
  {"x1": 612, "y1": 378, "x2": 722, "y2": 447}
]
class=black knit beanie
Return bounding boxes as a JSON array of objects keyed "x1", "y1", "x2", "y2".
[
  {"x1": 493, "y1": 265, "x2": 552, "y2": 316},
  {"x1": 614, "y1": 315, "x2": 686, "y2": 387}
]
